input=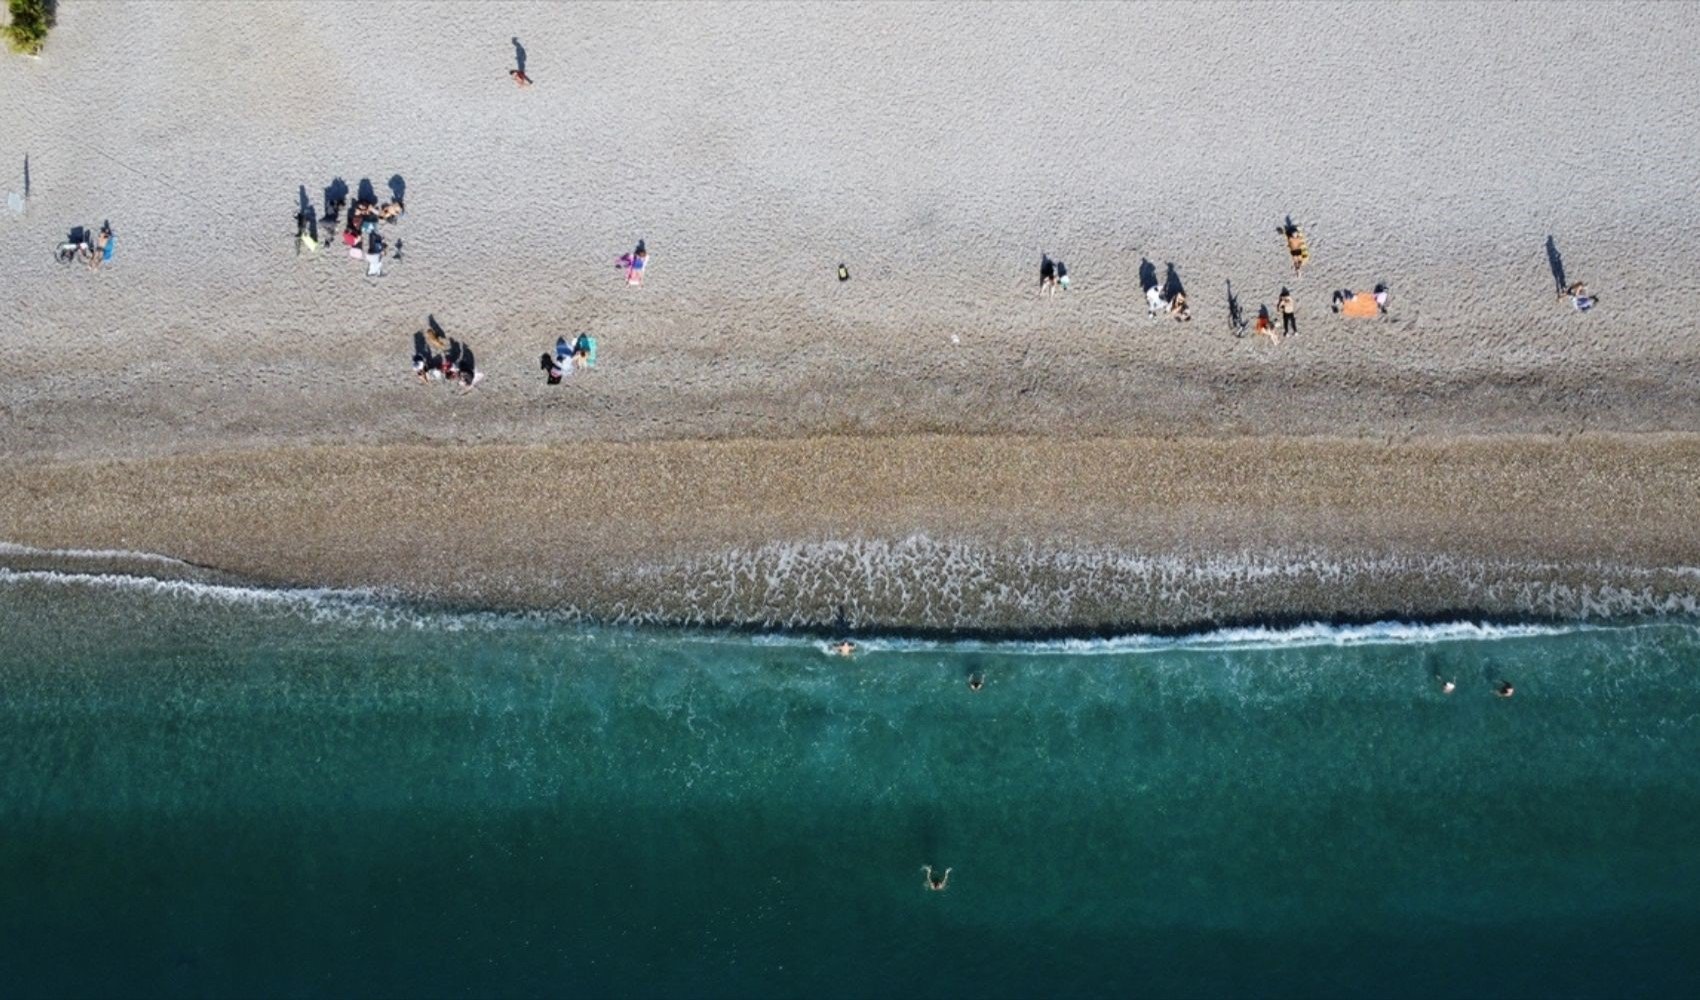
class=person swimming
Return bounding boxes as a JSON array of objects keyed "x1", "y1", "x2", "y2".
[
  {"x1": 831, "y1": 640, "x2": 856, "y2": 657},
  {"x1": 923, "y1": 865, "x2": 951, "y2": 891},
  {"x1": 968, "y1": 672, "x2": 984, "y2": 692},
  {"x1": 1435, "y1": 674, "x2": 1457, "y2": 695},
  {"x1": 1495, "y1": 680, "x2": 1515, "y2": 698}
]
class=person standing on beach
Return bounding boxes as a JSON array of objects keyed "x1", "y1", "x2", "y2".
[
  {"x1": 1039, "y1": 253, "x2": 1056, "y2": 295},
  {"x1": 510, "y1": 69, "x2": 533, "y2": 88},
  {"x1": 1277, "y1": 288, "x2": 1297, "y2": 336}
]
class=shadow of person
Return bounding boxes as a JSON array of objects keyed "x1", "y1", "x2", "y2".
[
  {"x1": 512, "y1": 36, "x2": 527, "y2": 74},
  {"x1": 1545, "y1": 235, "x2": 1567, "y2": 295},
  {"x1": 1226, "y1": 279, "x2": 1246, "y2": 334},
  {"x1": 388, "y1": 174, "x2": 405, "y2": 205},
  {"x1": 322, "y1": 177, "x2": 348, "y2": 222},
  {"x1": 357, "y1": 177, "x2": 377, "y2": 206},
  {"x1": 1138, "y1": 257, "x2": 1158, "y2": 294},
  {"x1": 1162, "y1": 263, "x2": 1185, "y2": 301},
  {"x1": 296, "y1": 185, "x2": 318, "y2": 241},
  {"x1": 297, "y1": 184, "x2": 312, "y2": 218}
]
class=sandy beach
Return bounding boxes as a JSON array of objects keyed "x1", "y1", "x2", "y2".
[{"x1": 4, "y1": 1, "x2": 1699, "y2": 629}]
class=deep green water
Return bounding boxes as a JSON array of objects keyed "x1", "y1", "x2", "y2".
[{"x1": 3, "y1": 575, "x2": 1700, "y2": 998}]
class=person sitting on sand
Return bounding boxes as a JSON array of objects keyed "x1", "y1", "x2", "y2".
[
  {"x1": 1560, "y1": 281, "x2": 1588, "y2": 302},
  {"x1": 923, "y1": 865, "x2": 951, "y2": 891},
  {"x1": 1169, "y1": 290, "x2": 1192, "y2": 322},
  {"x1": 1146, "y1": 285, "x2": 1165, "y2": 319},
  {"x1": 1569, "y1": 289, "x2": 1599, "y2": 312},
  {"x1": 376, "y1": 200, "x2": 404, "y2": 222},
  {"x1": 1254, "y1": 304, "x2": 1279, "y2": 343},
  {"x1": 619, "y1": 239, "x2": 649, "y2": 285},
  {"x1": 1373, "y1": 283, "x2": 1389, "y2": 313},
  {"x1": 1495, "y1": 680, "x2": 1515, "y2": 698}
]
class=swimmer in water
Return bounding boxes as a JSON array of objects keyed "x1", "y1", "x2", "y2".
[
  {"x1": 831, "y1": 640, "x2": 856, "y2": 657},
  {"x1": 968, "y1": 672, "x2": 985, "y2": 692},
  {"x1": 922, "y1": 865, "x2": 951, "y2": 891},
  {"x1": 1495, "y1": 680, "x2": 1515, "y2": 698},
  {"x1": 1435, "y1": 674, "x2": 1456, "y2": 695}
]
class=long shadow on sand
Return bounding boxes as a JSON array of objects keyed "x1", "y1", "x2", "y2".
[
  {"x1": 512, "y1": 37, "x2": 527, "y2": 74},
  {"x1": 1226, "y1": 279, "x2": 1246, "y2": 335},
  {"x1": 1138, "y1": 258, "x2": 1159, "y2": 294},
  {"x1": 1545, "y1": 235, "x2": 1567, "y2": 294},
  {"x1": 1162, "y1": 263, "x2": 1186, "y2": 301}
]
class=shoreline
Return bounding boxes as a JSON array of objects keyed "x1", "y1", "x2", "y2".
[{"x1": 5, "y1": 432, "x2": 1697, "y2": 632}]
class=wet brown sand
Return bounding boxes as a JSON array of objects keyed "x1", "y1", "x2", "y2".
[{"x1": 4, "y1": 434, "x2": 1697, "y2": 632}]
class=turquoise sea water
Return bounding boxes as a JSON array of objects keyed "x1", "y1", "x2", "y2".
[{"x1": 3, "y1": 573, "x2": 1700, "y2": 998}]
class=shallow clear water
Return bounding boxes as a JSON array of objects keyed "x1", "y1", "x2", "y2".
[{"x1": 3, "y1": 576, "x2": 1699, "y2": 998}]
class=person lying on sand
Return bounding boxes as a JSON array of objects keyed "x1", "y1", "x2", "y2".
[
  {"x1": 968, "y1": 672, "x2": 984, "y2": 691},
  {"x1": 375, "y1": 200, "x2": 404, "y2": 222}
]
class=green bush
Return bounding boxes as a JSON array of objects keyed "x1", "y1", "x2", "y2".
[{"x1": 5, "y1": 0, "x2": 54, "y2": 56}]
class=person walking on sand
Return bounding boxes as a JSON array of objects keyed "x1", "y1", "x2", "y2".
[
  {"x1": 1277, "y1": 288, "x2": 1298, "y2": 336},
  {"x1": 1281, "y1": 222, "x2": 1310, "y2": 274},
  {"x1": 510, "y1": 68, "x2": 533, "y2": 88},
  {"x1": 1039, "y1": 253, "x2": 1056, "y2": 295},
  {"x1": 923, "y1": 865, "x2": 951, "y2": 891}
]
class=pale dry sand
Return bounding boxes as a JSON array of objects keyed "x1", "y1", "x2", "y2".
[{"x1": 3, "y1": 3, "x2": 1699, "y2": 627}]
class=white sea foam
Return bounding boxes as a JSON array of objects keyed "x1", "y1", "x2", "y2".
[
  {"x1": 0, "y1": 541, "x2": 197, "y2": 568},
  {"x1": 616, "y1": 535, "x2": 1700, "y2": 632}
]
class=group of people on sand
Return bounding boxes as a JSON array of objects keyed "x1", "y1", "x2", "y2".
[
  {"x1": 295, "y1": 178, "x2": 405, "y2": 277},
  {"x1": 55, "y1": 221, "x2": 115, "y2": 270},
  {"x1": 411, "y1": 318, "x2": 482, "y2": 390},
  {"x1": 1146, "y1": 283, "x2": 1192, "y2": 322},
  {"x1": 1039, "y1": 253, "x2": 1071, "y2": 295},
  {"x1": 541, "y1": 334, "x2": 597, "y2": 384}
]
